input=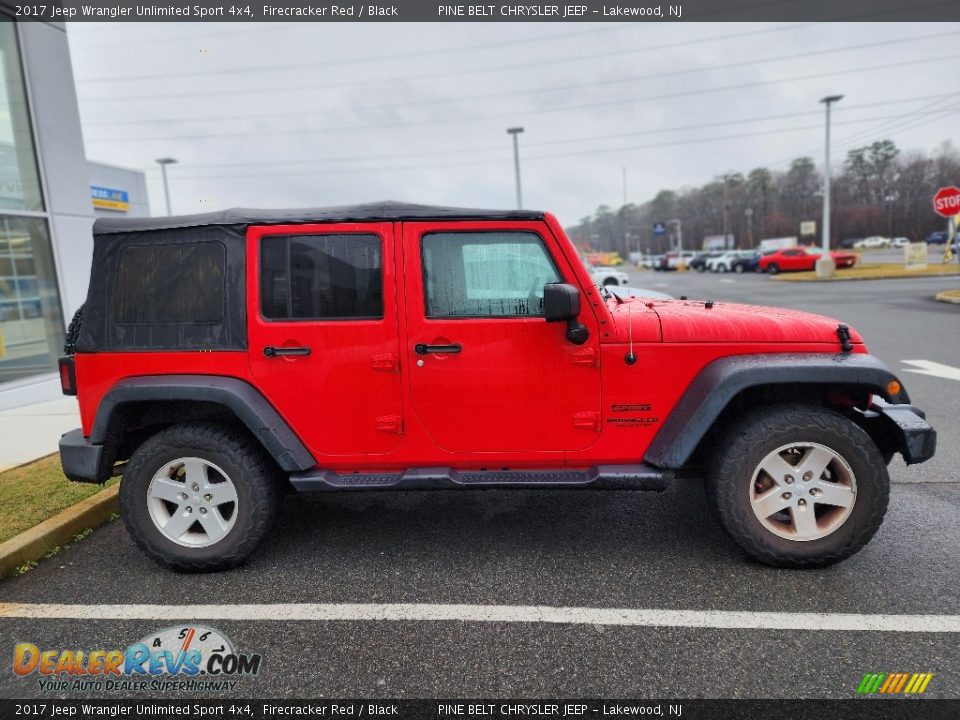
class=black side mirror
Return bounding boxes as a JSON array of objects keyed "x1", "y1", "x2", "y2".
[
  {"x1": 543, "y1": 283, "x2": 580, "y2": 322},
  {"x1": 543, "y1": 283, "x2": 589, "y2": 345}
]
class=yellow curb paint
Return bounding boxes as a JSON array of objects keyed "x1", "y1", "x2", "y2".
[{"x1": 0, "y1": 484, "x2": 119, "y2": 578}]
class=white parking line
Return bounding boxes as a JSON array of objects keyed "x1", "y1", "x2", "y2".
[
  {"x1": 1, "y1": 603, "x2": 958, "y2": 632},
  {"x1": 902, "y1": 359, "x2": 960, "y2": 382}
]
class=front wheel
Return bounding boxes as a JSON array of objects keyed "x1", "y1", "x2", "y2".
[
  {"x1": 705, "y1": 404, "x2": 889, "y2": 568},
  {"x1": 734, "y1": 264, "x2": 745, "y2": 274},
  {"x1": 767, "y1": 263, "x2": 779, "y2": 275},
  {"x1": 120, "y1": 423, "x2": 280, "y2": 572}
]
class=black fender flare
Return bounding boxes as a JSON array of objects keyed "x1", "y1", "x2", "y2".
[
  {"x1": 643, "y1": 353, "x2": 911, "y2": 469},
  {"x1": 90, "y1": 375, "x2": 316, "y2": 472}
]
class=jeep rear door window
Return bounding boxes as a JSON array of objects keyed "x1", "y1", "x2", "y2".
[
  {"x1": 422, "y1": 232, "x2": 560, "y2": 318},
  {"x1": 113, "y1": 242, "x2": 225, "y2": 325},
  {"x1": 260, "y1": 234, "x2": 382, "y2": 320}
]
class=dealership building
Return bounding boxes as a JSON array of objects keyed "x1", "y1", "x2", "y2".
[{"x1": 0, "y1": 11, "x2": 149, "y2": 409}]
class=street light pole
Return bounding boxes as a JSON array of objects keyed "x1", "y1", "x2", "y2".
[
  {"x1": 506, "y1": 127, "x2": 524, "y2": 210},
  {"x1": 817, "y1": 95, "x2": 843, "y2": 278},
  {"x1": 155, "y1": 157, "x2": 178, "y2": 216}
]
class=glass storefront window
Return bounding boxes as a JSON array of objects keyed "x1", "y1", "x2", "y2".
[
  {"x1": 0, "y1": 20, "x2": 43, "y2": 212},
  {"x1": 0, "y1": 216, "x2": 63, "y2": 383}
]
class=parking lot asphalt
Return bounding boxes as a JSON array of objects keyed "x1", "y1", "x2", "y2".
[{"x1": 2, "y1": 270, "x2": 958, "y2": 700}]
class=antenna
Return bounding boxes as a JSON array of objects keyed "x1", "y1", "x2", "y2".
[{"x1": 625, "y1": 301, "x2": 637, "y2": 366}]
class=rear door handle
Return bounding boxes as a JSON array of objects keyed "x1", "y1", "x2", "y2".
[
  {"x1": 263, "y1": 346, "x2": 311, "y2": 357},
  {"x1": 414, "y1": 343, "x2": 461, "y2": 355}
]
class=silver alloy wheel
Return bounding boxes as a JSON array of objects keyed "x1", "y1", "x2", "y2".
[
  {"x1": 146, "y1": 457, "x2": 238, "y2": 548},
  {"x1": 749, "y1": 442, "x2": 857, "y2": 541}
]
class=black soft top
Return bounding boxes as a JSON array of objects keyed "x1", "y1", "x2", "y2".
[{"x1": 94, "y1": 201, "x2": 545, "y2": 235}]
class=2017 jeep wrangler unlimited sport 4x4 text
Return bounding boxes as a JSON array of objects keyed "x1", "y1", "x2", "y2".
[{"x1": 58, "y1": 202, "x2": 936, "y2": 571}]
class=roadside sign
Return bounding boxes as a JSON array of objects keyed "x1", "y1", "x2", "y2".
[
  {"x1": 904, "y1": 242, "x2": 928, "y2": 271},
  {"x1": 933, "y1": 186, "x2": 960, "y2": 218},
  {"x1": 653, "y1": 222, "x2": 666, "y2": 236},
  {"x1": 800, "y1": 221, "x2": 816, "y2": 236}
]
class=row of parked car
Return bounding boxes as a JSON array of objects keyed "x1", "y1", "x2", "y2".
[
  {"x1": 646, "y1": 246, "x2": 860, "y2": 274},
  {"x1": 839, "y1": 232, "x2": 955, "y2": 248}
]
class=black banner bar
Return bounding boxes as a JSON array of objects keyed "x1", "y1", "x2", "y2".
[
  {"x1": 5, "y1": 0, "x2": 960, "y2": 22},
  {"x1": 2, "y1": 700, "x2": 960, "y2": 720}
]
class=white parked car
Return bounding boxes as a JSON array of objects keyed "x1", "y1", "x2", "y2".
[
  {"x1": 589, "y1": 265, "x2": 630, "y2": 286},
  {"x1": 854, "y1": 236, "x2": 891, "y2": 249},
  {"x1": 664, "y1": 251, "x2": 699, "y2": 270},
  {"x1": 891, "y1": 237, "x2": 911, "y2": 248},
  {"x1": 706, "y1": 250, "x2": 750, "y2": 273}
]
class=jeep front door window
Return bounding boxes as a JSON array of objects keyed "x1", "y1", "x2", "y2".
[{"x1": 422, "y1": 232, "x2": 561, "y2": 318}]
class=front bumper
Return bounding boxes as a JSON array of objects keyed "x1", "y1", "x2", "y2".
[
  {"x1": 864, "y1": 400, "x2": 937, "y2": 465},
  {"x1": 59, "y1": 428, "x2": 108, "y2": 484}
]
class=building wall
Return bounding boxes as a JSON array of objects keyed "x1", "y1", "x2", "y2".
[{"x1": 0, "y1": 11, "x2": 151, "y2": 410}]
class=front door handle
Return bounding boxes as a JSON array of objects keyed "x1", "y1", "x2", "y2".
[
  {"x1": 414, "y1": 343, "x2": 462, "y2": 355},
  {"x1": 263, "y1": 346, "x2": 311, "y2": 358}
]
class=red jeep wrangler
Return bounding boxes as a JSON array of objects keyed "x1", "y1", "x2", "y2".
[{"x1": 58, "y1": 203, "x2": 935, "y2": 571}]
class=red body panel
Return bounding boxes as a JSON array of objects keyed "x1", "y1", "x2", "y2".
[{"x1": 75, "y1": 214, "x2": 866, "y2": 472}]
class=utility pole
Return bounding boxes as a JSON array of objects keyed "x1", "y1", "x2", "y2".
[
  {"x1": 745, "y1": 208, "x2": 754, "y2": 248},
  {"x1": 155, "y1": 157, "x2": 177, "y2": 216},
  {"x1": 506, "y1": 127, "x2": 524, "y2": 210},
  {"x1": 722, "y1": 175, "x2": 730, "y2": 247},
  {"x1": 817, "y1": 95, "x2": 843, "y2": 278},
  {"x1": 622, "y1": 167, "x2": 627, "y2": 207}
]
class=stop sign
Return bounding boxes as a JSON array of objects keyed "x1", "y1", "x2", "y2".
[{"x1": 933, "y1": 186, "x2": 960, "y2": 217}]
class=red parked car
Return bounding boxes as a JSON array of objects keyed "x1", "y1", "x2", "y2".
[
  {"x1": 58, "y1": 203, "x2": 933, "y2": 571},
  {"x1": 758, "y1": 247, "x2": 858, "y2": 274}
]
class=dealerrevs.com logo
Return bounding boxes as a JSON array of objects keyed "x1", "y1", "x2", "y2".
[{"x1": 13, "y1": 625, "x2": 261, "y2": 693}]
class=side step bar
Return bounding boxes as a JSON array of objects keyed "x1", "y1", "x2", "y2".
[{"x1": 289, "y1": 464, "x2": 671, "y2": 492}]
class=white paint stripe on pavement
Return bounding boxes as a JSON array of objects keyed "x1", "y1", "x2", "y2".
[
  {"x1": 902, "y1": 359, "x2": 960, "y2": 382},
  {"x1": 1, "y1": 603, "x2": 959, "y2": 632}
]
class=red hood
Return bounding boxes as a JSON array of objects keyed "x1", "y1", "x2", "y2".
[{"x1": 642, "y1": 299, "x2": 864, "y2": 345}]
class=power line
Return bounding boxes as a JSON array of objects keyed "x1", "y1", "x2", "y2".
[
  {"x1": 81, "y1": 30, "x2": 954, "y2": 129},
  {"x1": 128, "y1": 95, "x2": 958, "y2": 173},
  {"x1": 76, "y1": 22, "x2": 818, "y2": 90},
  {"x1": 142, "y1": 112, "x2": 958, "y2": 182},
  {"x1": 767, "y1": 92, "x2": 960, "y2": 169},
  {"x1": 83, "y1": 53, "x2": 960, "y2": 144},
  {"x1": 70, "y1": 20, "x2": 633, "y2": 52}
]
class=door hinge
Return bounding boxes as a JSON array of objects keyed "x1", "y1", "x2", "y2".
[
  {"x1": 375, "y1": 415, "x2": 404, "y2": 434},
  {"x1": 372, "y1": 353, "x2": 399, "y2": 372},
  {"x1": 572, "y1": 348, "x2": 597, "y2": 367},
  {"x1": 572, "y1": 411, "x2": 601, "y2": 431}
]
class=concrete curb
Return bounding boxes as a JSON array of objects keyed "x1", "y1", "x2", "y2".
[
  {"x1": 0, "y1": 484, "x2": 119, "y2": 579},
  {"x1": 774, "y1": 270, "x2": 960, "y2": 282},
  {"x1": 935, "y1": 290, "x2": 960, "y2": 304}
]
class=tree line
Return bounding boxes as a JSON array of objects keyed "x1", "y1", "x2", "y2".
[{"x1": 566, "y1": 140, "x2": 959, "y2": 255}]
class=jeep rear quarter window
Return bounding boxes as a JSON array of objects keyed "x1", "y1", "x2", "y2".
[
  {"x1": 113, "y1": 242, "x2": 225, "y2": 324},
  {"x1": 260, "y1": 234, "x2": 383, "y2": 320},
  {"x1": 422, "y1": 231, "x2": 561, "y2": 318}
]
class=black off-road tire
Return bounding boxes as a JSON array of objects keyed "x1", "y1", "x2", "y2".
[
  {"x1": 120, "y1": 423, "x2": 281, "y2": 572},
  {"x1": 63, "y1": 303, "x2": 85, "y2": 355},
  {"x1": 705, "y1": 404, "x2": 889, "y2": 568}
]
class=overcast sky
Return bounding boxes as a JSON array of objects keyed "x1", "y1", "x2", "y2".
[{"x1": 66, "y1": 21, "x2": 960, "y2": 225}]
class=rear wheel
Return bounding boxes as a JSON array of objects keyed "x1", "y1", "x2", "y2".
[
  {"x1": 120, "y1": 423, "x2": 280, "y2": 572},
  {"x1": 734, "y1": 264, "x2": 745, "y2": 274},
  {"x1": 705, "y1": 404, "x2": 889, "y2": 568},
  {"x1": 767, "y1": 263, "x2": 779, "y2": 275}
]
